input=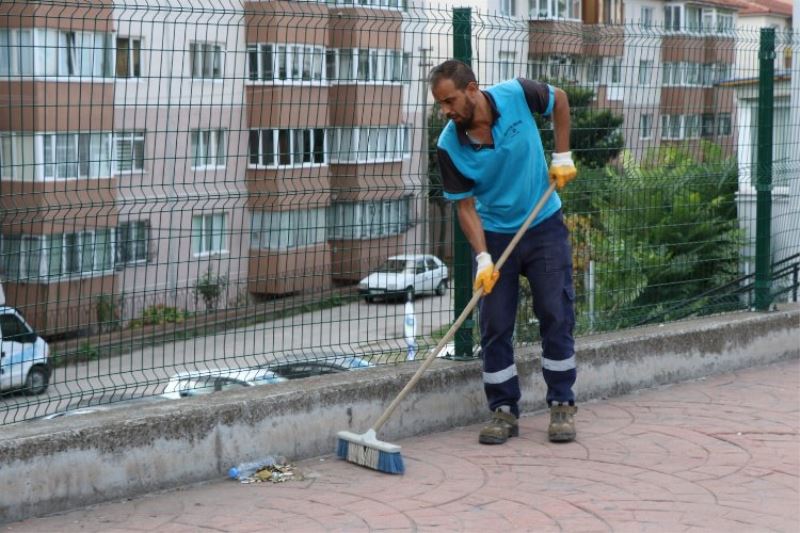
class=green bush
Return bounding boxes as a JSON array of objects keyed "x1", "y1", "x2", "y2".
[
  {"x1": 95, "y1": 293, "x2": 123, "y2": 332},
  {"x1": 592, "y1": 142, "x2": 742, "y2": 327},
  {"x1": 130, "y1": 305, "x2": 187, "y2": 327},
  {"x1": 193, "y1": 269, "x2": 228, "y2": 311}
]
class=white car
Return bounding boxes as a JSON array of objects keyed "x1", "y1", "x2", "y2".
[
  {"x1": 358, "y1": 254, "x2": 449, "y2": 302},
  {"x1": 0, "y1": 306, "x2": 51, "y2": 395},
  {"x1": 162, "y1": 368, "x2": 288, "y2": 399}
]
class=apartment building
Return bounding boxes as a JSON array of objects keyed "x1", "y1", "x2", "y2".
[
  {"x1": 734, "y1": 0, "x2": 792, "y2": 78},
  {"x1": 625, "y1": 0, "x2": 739, "y2": 159},
  {"x1": 0, "y1": 0, "x2": 429, "y2": 334},
  {"x1": 432, "y1": 1, "x2": 739, "y2": 161}
]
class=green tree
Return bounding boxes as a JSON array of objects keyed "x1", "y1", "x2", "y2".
[
  {"x1": 595, "y1": 142, "x2": 741, "y2": 326},
  {"x1": 534, "y1": 83, "x2": 625, "y2": 217},
  {"x1": 534, "y1": 84, "x2": 625, "y2": 170}
]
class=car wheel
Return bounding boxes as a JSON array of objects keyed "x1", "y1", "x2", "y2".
[
  {"x1": 435, "y1": 280, "x2": 447, "y2": 296},
  {"x1": 404, "y1": 286, "x2": 415, "y2": 302},
  {"x1": 25, "y1": 366, "x2": 49, "y2": 395}
]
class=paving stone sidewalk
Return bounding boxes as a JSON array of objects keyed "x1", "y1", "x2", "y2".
[{"x1": 6, "y1": 359, "x2": 799, "y2": 532}]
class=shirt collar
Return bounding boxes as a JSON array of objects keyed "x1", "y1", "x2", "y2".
[{"x1": 456, "y1": 90, "x2": 501, "y2": 146}]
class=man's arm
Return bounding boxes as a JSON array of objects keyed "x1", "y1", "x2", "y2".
[
  {"x1": 549, "y1": 87, "x2": 576, "y2": 190},
  {"x1": 456, "y1": 197, "x2": 487, "y2": 255},
  {"x1": 457, "y1": 197, "x2": 499, "y2": 294},
  {"x1": 552, "y1": 87, "x2": 571, "y2": 153}
]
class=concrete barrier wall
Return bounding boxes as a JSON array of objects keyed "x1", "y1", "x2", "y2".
[{"x1": 1, "y1": 305, "x2": 798, "y2": 523}]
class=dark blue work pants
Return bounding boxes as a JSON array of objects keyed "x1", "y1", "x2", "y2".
[{"x1": 479, "y1": 210, "x2": 576, "y2": 417}]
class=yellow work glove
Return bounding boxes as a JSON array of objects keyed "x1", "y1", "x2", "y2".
[
  {"x1": 549, "y1": 151, "x2": 577, "y2": 190},
  {"x1": 474, "y1": 252, "x2": 500, "y2": 295}
]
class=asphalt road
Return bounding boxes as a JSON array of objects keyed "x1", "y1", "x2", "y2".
[{"x1": 2, "y1": 290, "x2": 458, "y2": 423}]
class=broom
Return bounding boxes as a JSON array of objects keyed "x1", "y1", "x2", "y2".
[{"x1": 337, "y1": 183, "x2": 558, "y2": 474}]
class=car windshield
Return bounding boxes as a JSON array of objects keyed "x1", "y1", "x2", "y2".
[{"x1": 376, "y1": 259, "x2": 410, "y2": 273}]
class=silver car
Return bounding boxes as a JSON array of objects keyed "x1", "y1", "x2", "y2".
[
  {"x1": 162, "y1": 368, "x2": 288, "y2": 399},
  {"x1": 358, "y1": 254, "x2": 449, "y2": 302}
]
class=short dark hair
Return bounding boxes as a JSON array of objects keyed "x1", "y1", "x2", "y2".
[{"x1": 428, "y1": 60, "x2": 477, "y2": 90}]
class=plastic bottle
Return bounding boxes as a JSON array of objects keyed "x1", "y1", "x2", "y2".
[{"x1": 228, "y1": 455, "x2": 276, "y2": 480}]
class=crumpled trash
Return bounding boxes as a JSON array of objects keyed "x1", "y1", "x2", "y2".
[{"x1": 240, "y1": 462, "x2": 300, "y2": 484}]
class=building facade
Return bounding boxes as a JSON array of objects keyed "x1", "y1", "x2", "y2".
[{"x1": 0, "y1": 0, "x2": 429, "y2": 334}]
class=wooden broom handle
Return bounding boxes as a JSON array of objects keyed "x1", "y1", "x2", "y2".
[{"x1": 372, "y1": 183, "x2": 558, "y2": 432}]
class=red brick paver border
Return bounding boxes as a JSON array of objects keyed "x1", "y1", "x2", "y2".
[{"x1": 6, "y1": 360, "x2": 799, "y2": 532}]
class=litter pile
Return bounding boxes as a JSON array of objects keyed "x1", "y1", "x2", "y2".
[{"x1": 238, "y1": 462, "x2": 298, "y2": 484}]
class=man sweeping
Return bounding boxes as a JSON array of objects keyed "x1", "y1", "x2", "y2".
[{"x1": 430, "y1": 60, "x2": 578, "y2": 444}]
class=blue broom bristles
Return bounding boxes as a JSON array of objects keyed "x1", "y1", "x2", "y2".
[
  {"x1": 377, "y1": 450, "x2": 405, "y2": 474},
  {"x1": 336, "y1": 437, "x2": 405, "y2": 474},
  {"x1": 336, "y1": 437, "x2": 349, "y2": 459}
]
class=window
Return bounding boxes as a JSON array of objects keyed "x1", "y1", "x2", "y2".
[
  {"x1": 498, "y1": 51, "x2": 515, "y2": 80},
  {"x1": 528, "y1": 0, "x2": 580, "y2": 20},
  {"x1": 249, "y1": 128, "x2": 326, "y2": 167},
  {"x1": 190, "y1": 42, "x2": 222, "y2": 79},
  {"x1": 191, "y1": 213, "x2": 226, "y2": 256},
  {"x1": 114, "y1": 131, "x2": 145, "y2": 173},
  {"x1": 250, "y1": 209, "x2": 327, "y2": 250},
  {"x1": 752, "y1": 106, "x2": 791, "y2": 185},
  {"x1": 717, "y1": 12, "x2": 734, "y2": 34},
  {"x1": 1, "y1": 230, "x2": 115, "y2": 279},
  {"x1": 663, "y1": 63, "x2": 674, "y2": 85},
  {"x1": 0, "y1": 313, "x2": 34, "y2": 343},
  {"x1": 326, "y1": 48, "x2": 407, "y2": 83},
  {"x1": 328, "y1": 197, "x2": 411, "y2": 239},
  {"x1": 116, "y1": 221, "x2": 149, "y2": 264},
  {"x1": 37, "y1": 30, "x2": 114, "y2": 78},
  {"x1": 610, "y1": 57, "x2": 622, "y2": 85},
  {"x1": 116, "y1": 37, "x2": 141, "y2": 78},
  {"x1": 640, "y1": 7, "x2": 653, "y2": 29},
  {"x1": 638, "y1": 60, "x2": 652, "y2": 85},
  {"x1": 685, "y1": 114, "x2": 701, "y2": 139},
  {"x1": 330, "y1": 126, "x2": 407, "y2": 163},
  {"x1": 715, "y1": 63, "x2": 731, "y2": 84},
  {"x1": 701, "y1": 113, "x2": 715, "y2": 137},
  {"x1": 330, "y1": 0, "x2": 404, "y2": 9},
  {"x1": 0, "y1": 29, "x2": 34, "y2": 76},
  {"x1": 661, "y1": 115, "x2": 683, "y2": 140},
  {"x1": 685, "y1": 63, "x2": 701, "y2": 86},
  {"x1": 603, "y1": 0, "x2": 622, "y2": 24},
  {"x1": 664, "y1": 5, "x2": 681, "y2": 32},
  {"x1": 664, "y1": 4, "x2": 735, "y2": 34},
  {"x1": 686, "y1": 5, "x2": 702, "y2": 32},
  {"x1": 500, "y1": 0, "x2": 515, "y2": 16},
  {"x1": 191, "y1": 130, "x2": 226, "y2": 169},
  {"x1": 717, "y1": 113, "x2": 731, "y2": 136},
  {"x1": 42, "y1": 133, "x2": 113, "y2": 179},
  {"x1": 587, "y1": 57, "x2": 602, "y2": 84},
  {"x1": 702, "y1": 64, "x2": 715, "y2": 86},
  {"x1": 529, "y1": 54, "x2": 578, "y2": 81},
  {"x1": 0, "y1": 236, "x2": 40, "y2": 280},
  {"x1": 639, "y1": 114, "x2": 652, "y2": 140},
  {"x1": 247, "y1": 44, "x2": 324, "y2": 82}
]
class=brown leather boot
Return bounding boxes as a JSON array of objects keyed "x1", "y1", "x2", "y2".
[
  {"x1": 548, "y1": 404, "x2": 577, "y2": 442},
  {"x1": 479, "y1": 408, "x2": 519, "y2": 444}
]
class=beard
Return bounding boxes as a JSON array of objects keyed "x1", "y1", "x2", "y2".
[{"x1": 451, "y1": 98, "x2": 476, "y2": 128}]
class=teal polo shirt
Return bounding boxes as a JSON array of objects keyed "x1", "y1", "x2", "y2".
[{"x1": 437, "y1": 78, "x2": 561, "y2": 233}]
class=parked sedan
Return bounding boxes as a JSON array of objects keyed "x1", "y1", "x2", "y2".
[
  {"x1": 358, "y1": 254, "x2": 449, "y2": 302},
  {"x1": 266, "y1": 355, "x2": 373, "y2": 380},
  {"x1": 161, "y1": 368, "x2": 288, "y2": 399}
]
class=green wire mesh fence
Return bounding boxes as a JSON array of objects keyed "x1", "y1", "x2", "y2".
[{"x1": 0, "y1": 0, "x2": 797, "y2": 423}]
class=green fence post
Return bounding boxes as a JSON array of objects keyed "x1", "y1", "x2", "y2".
[
  {"x1": 448, "y1": 7, "x2": 477, "y2": 360},
  {"x1": 755, "y1": 27, "x2": 775, "y2": 311}
]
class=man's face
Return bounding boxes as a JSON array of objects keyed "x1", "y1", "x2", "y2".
[{"x1": 432, "y1": 78, "x2": 477, "y2": 128}]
